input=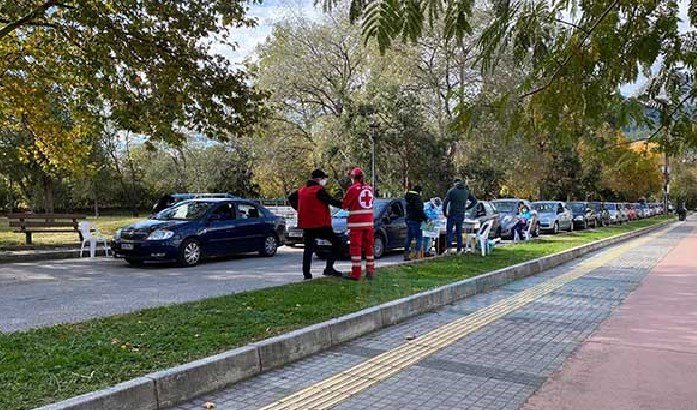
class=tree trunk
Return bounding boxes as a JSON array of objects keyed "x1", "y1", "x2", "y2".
[
  {"x1": 93, "y1": 180, "x2": 99, "y2": 218},
  {"x1": 124, "y1": 134, "x2": 140, "y2": 216},
  {"x1": 42, "y1": 173, "x2": 55, "y2": 214}
]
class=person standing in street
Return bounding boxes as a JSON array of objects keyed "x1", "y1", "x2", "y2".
[
  {"x1": 404, "y1": 185, "x2": 428, "y2": 261},
  {"x1": 342, "y1": 167, "x2": 375, "y2": 281},
  {"x1": 443, "y1": 179, "x2": 478, "y2": 254},
  {"x1": 289, "y1": 169, "x2": 344, "y2": 280}
]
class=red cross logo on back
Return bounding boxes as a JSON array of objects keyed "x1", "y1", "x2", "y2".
[{"x1": 359, "y1": 188, "x2": 374, "y2": 209}]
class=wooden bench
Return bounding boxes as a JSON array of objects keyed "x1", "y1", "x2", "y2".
[{"x1": 8, "y1": 214, "x2": 87, "y2": 245}]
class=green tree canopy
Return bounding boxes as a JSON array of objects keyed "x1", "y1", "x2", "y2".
[
  {"x1": 328, "y1": 0, "x2": 697, "y2": 149},
  {"x1": 1, "y1": 0, "x2": 265, "y2": 177}
]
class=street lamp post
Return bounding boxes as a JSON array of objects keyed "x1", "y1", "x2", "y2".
[
  {"x1": 369, "y1": 119, "x2": 378, "y2": 193},
  {"x1": 653, "y1": 89, "x2": 671, "y2": 216},
  {"x1": 663, "y1": 125, "x2": 670, "y2": 215}
]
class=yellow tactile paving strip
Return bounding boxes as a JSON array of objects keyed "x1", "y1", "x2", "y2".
[{"x1": 259, "y1": 235, "x2": 653, "y2": 410}]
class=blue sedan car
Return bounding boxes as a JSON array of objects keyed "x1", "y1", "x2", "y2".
[
  {"x1": 315, "y1": 198, "x2": 407, "y2": 259},
  {"x1": 112, "y1": 198, "x2": 286, "y2": 266}
]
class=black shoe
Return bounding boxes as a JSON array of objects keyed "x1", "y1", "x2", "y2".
[
  {"x1": 323, "y1": 268, "x2": 343, "y2": 277},
  {"x1": 303, "y1": 274, "x2": 313, "y2": 281},
  {"x1": 342, "y1": 274, "x2": 360, "y2": 281},
  {"x1": 403, "y1": 252, "x2": 411, "y2": 262}
]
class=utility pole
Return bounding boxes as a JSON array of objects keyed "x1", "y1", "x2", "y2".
[
  {"x1": 369, "y1": 119, "x2": 378, "y2": 195},
  {"x1": 663, "y1": 125, "x2": 670, "y2": 215}
]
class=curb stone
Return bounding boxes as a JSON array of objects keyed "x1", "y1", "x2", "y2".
[
  {"x1": 0, "y1": 248, "x2": 108, "y2": 264},
  {"x1": 36, "y1": 377, "x2": 157, "y2": 410},
  {"x1": 35, "y1": 219, "x2": 674, "y2": 410}
]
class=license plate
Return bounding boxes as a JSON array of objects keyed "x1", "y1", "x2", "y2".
[
  {"x1": 121, "y1": 243, "x2": 134, "y2": 250},
  {"x1": 289, "y1": 232, "x2": 302, "y2": 238},
  {"x1": 316, "y1": 239, "x2": 331, "y2": 246}
]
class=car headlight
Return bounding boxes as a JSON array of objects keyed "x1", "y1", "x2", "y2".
[
  {"x1": 503, "y1": 215, "x2": 513, "y2": 222},
  {"x1": 114, "y1": 228, "x2": 122, "y2": 240},
  {"x1": 575, "y1": 215, "x2": 584, "y2": 221},
  {"x1": 147, "y1": 230, "x2": 174, "y2": 240}
]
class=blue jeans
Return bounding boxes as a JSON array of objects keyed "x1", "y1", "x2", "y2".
[
  {"x1": 422, "y1": 237, "x2": 432, "y2": 253},
  {"x1": 446, "y1": 214, "x2": 465, "y2": 251},
  {"x1": 405, "y1": 220, "x2": 423, "y2": 253}
]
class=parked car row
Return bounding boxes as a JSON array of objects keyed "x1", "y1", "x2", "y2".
[{"x1": 111, "y1": 193, "x2": 667, "y2": 267}]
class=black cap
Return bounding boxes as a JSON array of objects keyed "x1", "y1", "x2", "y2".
[
  {"x1": 311, "y1": 169, "x2": 328, "y2": 179},
  {"x1": 413, "y1": 184, "x2": 423, "y2": 193}
]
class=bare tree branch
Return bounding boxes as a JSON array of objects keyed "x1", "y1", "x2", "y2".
[
  {"x1": 518, "y1": 0, "x2": 621, "y2": 101},
  {"x1": 0, "y1": 1, "x2": 73, "y2": 39}
]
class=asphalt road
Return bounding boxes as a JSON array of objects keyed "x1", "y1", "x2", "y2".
[{"x1": 0, "y1": 247, "x2": 408, "y2": 333}]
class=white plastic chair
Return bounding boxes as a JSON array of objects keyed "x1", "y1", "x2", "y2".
[
  {"x1": 79, "y1": 221, "x2": 110, "y2": 258},
  {"x1": 478, "y1": 220, "x2": 494, "y2": 256},
  {"x1": 523, "y1": 220, "x2": 532, "y2": 241},
  {"x1": 512, "y1": 219, "x2": 532, "y2": 242}
]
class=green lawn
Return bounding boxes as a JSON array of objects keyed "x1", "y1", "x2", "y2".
[
  {"x1": 0, "y1": 217, "x2": 673, "y2": 409},
  {"x1": 0, "y1": 216, "x2": 141, "y2": 247}
]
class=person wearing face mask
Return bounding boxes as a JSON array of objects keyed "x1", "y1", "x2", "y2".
[{"x1": 289, "y1": 169, "x2": 344, "y2": 280}]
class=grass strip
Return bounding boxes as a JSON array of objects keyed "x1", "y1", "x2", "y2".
[{"x1": 1, "y1": 217, "x2": 673, "y2": 409}]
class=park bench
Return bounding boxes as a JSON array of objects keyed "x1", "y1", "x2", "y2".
[{"x1": 8, "y1": 213, "x2": 87, "y2": 245}]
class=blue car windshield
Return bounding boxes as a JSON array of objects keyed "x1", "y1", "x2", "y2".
[
  {"x1": 332, "y1": 201, "x2": 389, "y2": 219},
  {"x1": 532, "y1": 203, "x2": 556, "y2": 212},
  {"x1": 156, "y1": 202, "x2": 213, "y2": 220},
  {"x1": 569, "y1": 203, "x2": 585, "y2": 212},
  {"x1": 493, "y1": 202, "x2": 517, "y2": 213}
]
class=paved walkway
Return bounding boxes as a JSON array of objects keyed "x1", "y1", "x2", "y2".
[
  {"x1": 170, "y1": 219, "x2": 693, "y2": 410},
  {"x1": 526, "y1": 221, "x2": 697, "y2": 409}
]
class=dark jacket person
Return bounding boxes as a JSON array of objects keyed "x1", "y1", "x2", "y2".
[
  {"x1": 289, "y1": 169, "x2": 344, "y2": 280},
  {"x1": 443, "y1": 179, "x2": 478, "y2": 253},
  {"x1": 404, "y1": 185, "x2": 428, "y2": 261}
]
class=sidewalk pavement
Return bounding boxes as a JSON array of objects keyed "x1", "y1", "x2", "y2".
[
  {"x1": 168, "y1": 221, "x2": 685, "y2": 410},
  {"x1": 526, "y1": 221, "x2": 697, "y2": 410},
  {"x1": 0, "y1": 246, "x2": 108, "y2": 263}
]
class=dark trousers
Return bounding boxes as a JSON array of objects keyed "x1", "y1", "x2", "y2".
[
  {"x1": 405, "y1": 220, "x2": 423, "y2": 253},
  {"x1": 303, "y1": 227, "x2": 341, "y2": 277},
  {"x1": 446, "y1": 214, "x2": 465, "y2": 251},
  {"x1": 512, "y1": 221, "x2": 524, "y2": 240}
]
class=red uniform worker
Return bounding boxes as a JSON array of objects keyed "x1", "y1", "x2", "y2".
[{"x1": 342, "y1": 167, "x2": 375, "y2": 280}]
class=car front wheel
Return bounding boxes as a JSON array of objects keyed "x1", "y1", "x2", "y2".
[
  {"x1": 260, "y1": 235, "x2": 279, "y2": 257},
  {"x1": 178, "y1": 239, "x2": 201, "y2": 267},
  {"x1": 374, "y1": 235, "x2": 385, "y2": 259}
]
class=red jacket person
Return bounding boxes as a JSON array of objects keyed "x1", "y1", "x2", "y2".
[
  {"x1": 289, "y1": 169, "x2": 344, "y2": 280},
  {"x1": 342, "y1": 167, "x2": 375, "y2": 280}
]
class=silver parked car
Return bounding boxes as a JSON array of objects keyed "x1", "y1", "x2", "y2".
[
  {"x1": 604, "y1": 202, "x2": 627, "y2": 224},
  {"x1": 492, "y1": 198, "x2": 540, "y2": 239},
  {"x1": 532, "y1": 201, "x2": 574, "y2": 233}
]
